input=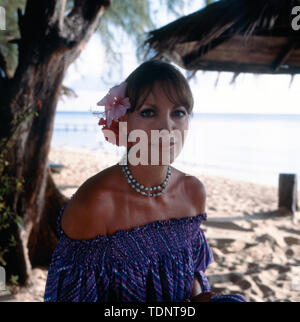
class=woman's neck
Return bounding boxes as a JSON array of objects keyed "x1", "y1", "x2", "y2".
[
  {"x1": 125, "y1": 163, "x2": 170, "y2": 188},
  {"x1": 119, "y1": 150, "x2": 170, "y2": 188}
]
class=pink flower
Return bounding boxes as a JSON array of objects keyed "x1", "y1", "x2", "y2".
[{"x1": 97, "y1": 81, "x2": 131, "y2": 128}]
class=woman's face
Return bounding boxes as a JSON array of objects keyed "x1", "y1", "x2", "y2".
[{"x1": 121, "y1": 83, "x2": 190, "y2": 165}]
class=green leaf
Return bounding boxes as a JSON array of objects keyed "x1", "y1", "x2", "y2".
[
  {"x1": 8, "y1": 235, "x2": 16, "y2": 247},
  {"x1": 9, "y1": 275, "x2": 19, "y2": 286},
  {"x1": 16, "y1": 181, "x2": 23, "y2": 191},
  {"x1": 0, "y1": 256, "x2": 7, "y2": 266}
]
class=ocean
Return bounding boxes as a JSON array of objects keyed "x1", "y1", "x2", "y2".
[{"x1": 51, "y1": 111, "x2": 300, "y2": 188}]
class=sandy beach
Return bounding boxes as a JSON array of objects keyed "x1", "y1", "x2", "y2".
[{"x1": 6, "y1": 146, "x2": 300, "y2": 302}]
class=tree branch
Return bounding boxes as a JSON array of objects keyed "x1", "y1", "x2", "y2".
[
  {"x1": 17, "y1": 0, "x2": 111, "y2": 55},
  {"x1": 0, "y1": 48, "x2": 12, "y2": 79},
  {"x1": 60, "y1": 85, "x2": 78, "y2": 100},
  {"x1": 63, "y1": 0, "x2": 111, "y2": 45},
  {"x1": 20, "y1": 0, "x2": 67, "y2": 42}
]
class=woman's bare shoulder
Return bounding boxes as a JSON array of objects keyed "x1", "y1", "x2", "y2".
[
  {"x1": 183, "y1": 174, "x2": 206, "y2": 192},
  {"x1": 168, "y1": 167, "x2": 206, "y2": 214},
  {"x1": 61, "y1": 164, "x2": 120, "y2": 240},
  {"x1": 170, "y1": 167, "x2": 205, "y2": 190},
  {"x1": 180, "y1": 172, "x2": 207, "y2": 214}
]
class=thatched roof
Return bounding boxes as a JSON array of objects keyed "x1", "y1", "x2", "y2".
[{"x1": 141, "y1": 0, "x2": 300, "y2": 75}]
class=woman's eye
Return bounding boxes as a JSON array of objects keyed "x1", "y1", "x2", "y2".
[
  {"x1": 140, "y1": 109, "x2": 155, "y2": 117},
  {"x1": 140, "y1": 109, "x2": 186, "y2": 118},
  {"x1": 174, "y1": 110, "x2": 186, "y2": 117}
]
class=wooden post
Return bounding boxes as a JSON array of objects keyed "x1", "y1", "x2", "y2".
[{"x1": 278, "y1": 173, "x2": 298, "y2": 213}]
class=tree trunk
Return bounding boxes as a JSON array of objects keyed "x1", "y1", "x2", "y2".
[
  {"x1": 27, "y1": 167, "x2": 69, "y2": 267},
  {"x1": 0, "y1": 0, "x2": 111, "y2": 286}
]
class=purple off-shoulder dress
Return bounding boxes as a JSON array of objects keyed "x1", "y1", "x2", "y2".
[{"x1": 44, "y1": 203, "x2": 246, "y2": 302}]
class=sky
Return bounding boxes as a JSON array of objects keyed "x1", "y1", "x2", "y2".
[{"x1": 57, "y1": 0, "x2": 300, "y2": 115}]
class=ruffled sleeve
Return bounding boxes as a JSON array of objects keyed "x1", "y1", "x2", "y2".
[
  {"x1": 44, "y1": 256, "x2": 100, "y2": 302},
  {"x1": 191, "y1": 222, "x2": 214, "y2": 292},
  {"x1": 44, "y1": 204, "x2": 109, "y2": 302}
]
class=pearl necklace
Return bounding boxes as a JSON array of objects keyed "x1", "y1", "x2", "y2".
[{"x1": 121, "y1": 163, "x2": 172, "y2": 197}]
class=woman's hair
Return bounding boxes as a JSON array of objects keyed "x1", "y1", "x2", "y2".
[{"x1": 125, "y1": 60, "x2": 194, "y2": 116}]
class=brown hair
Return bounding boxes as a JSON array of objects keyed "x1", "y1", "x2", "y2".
[{"x1": 124, "y1": 60, "x2": 194, "y2": 116}]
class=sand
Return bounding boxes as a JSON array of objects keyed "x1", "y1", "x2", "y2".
[{"x1": 4, "y1": 146, "x2": 300, "y2": 302}]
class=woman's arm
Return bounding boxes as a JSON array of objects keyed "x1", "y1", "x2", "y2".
[
  {"x1": 183, "y1": 176, "x2": 216, "y2": 302},
  {"x1": 187, "y1": 175, "x2": 207, "y2": 299},
  {"x1": 61, "y1": 179, "x2": 112, "y2": 240},
  {"x1": 191, "y1": 274, "x2": 202, "y2": 297},
  {"x1": 189, "y1": 275, "x2": 216, "y2": 302}
]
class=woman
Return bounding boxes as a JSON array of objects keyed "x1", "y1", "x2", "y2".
[{"x1": 44, "y1": 60, "x2": 246, "y2": 302}]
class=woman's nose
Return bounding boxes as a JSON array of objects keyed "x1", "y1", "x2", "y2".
[{"x1": 158, "y1": 115, "x2": 174, "y2": 132}]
